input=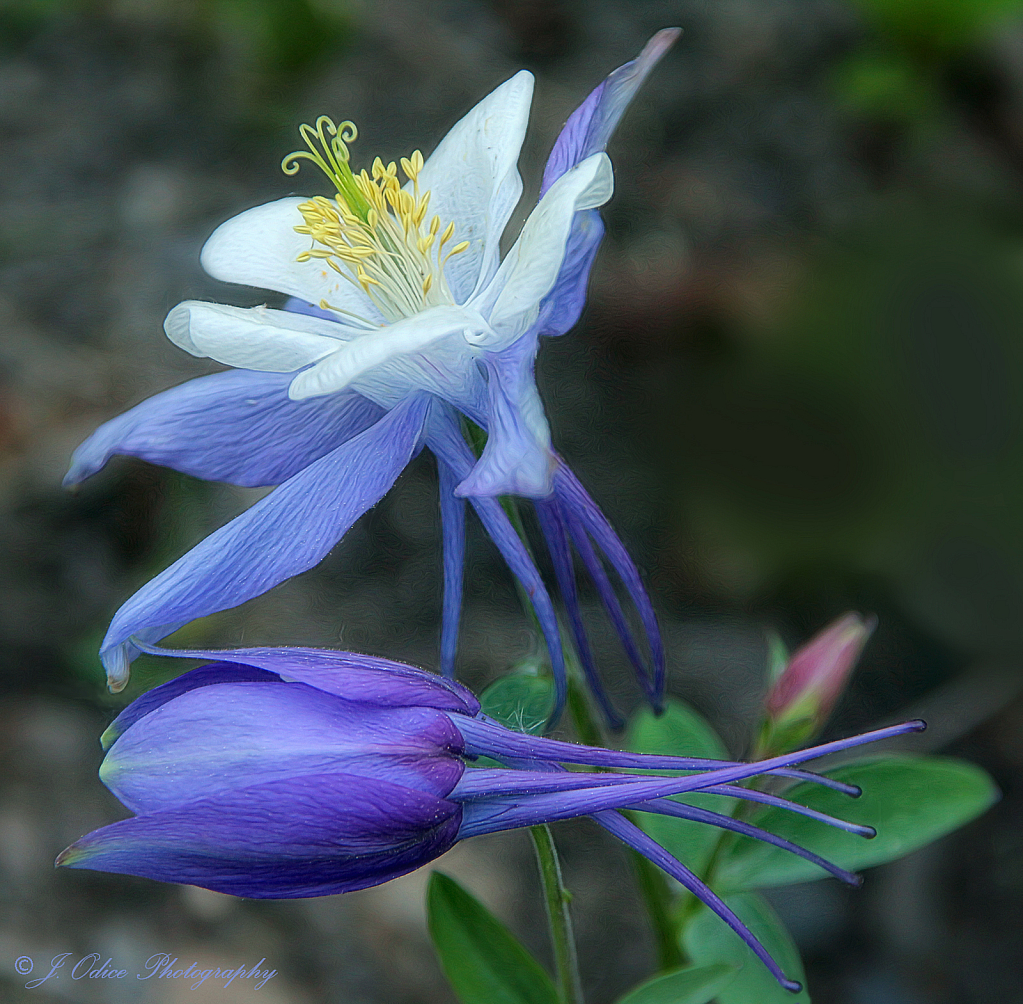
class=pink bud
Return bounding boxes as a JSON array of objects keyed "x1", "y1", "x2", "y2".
[{"x1": 766, "y1": 613, "x2": 876, "y2": 725}]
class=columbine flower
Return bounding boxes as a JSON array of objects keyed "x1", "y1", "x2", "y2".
[
  {"x1": 65, "y1": 31, "x2": 680, "y2": 725},
  {"x1": 760, "y1": 613, "x2": 877, "y2": 754},
  {"x1": 58, "y1": 642, "x2": 925, "y2": 993}
]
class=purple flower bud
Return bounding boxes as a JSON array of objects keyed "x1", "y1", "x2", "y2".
[{"x1": 59, "y1": 643, "x2": 922, "y2": 992}]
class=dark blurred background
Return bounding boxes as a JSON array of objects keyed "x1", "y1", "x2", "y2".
[{"x1": 2, "y1": 0, "x2": 1022, "y2": 1000}]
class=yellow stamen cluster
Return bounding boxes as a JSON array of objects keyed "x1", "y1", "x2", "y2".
[{"x1": 282, "y1": 116, "x2": 469, "y2": 323}]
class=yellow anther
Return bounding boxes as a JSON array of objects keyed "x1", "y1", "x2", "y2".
[{"x1": 287, "y1": 116, "x2": 464, "y2": 321}]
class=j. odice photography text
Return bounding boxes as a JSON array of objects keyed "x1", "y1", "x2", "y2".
[{"x1": 18, "y1": 952, "x2": 277, "y2": 990}]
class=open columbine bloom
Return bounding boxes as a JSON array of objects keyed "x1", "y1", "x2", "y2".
[
  {"x1": 58, "y1": 643, "x2": 925, "y2": 993},
  {"x1": 66, "y1": 31, "x2": 679, "y2": 725}
]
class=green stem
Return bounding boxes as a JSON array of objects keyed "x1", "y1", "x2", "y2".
[
  {"x1": 462, "y1": 423, "x2": 586, "y2": 1001},
  {"x1": 531, "y1": 824, "x2": 584, "y2": 1004},
  {"x1": 498, "y1": 494, "x2": 549, "y2": 646},
  {"x1": 498, "y1": 475, "x2": 681, "y2": 982},
  {"x1": 677, "y1": 833, "x2": 730, "y2": 930},
  {"x1": 567, "y1": 677, "x2": 604, "y2": 748},
  {"x1": 677, "y1": 780, "x2": 762, "y2": 933},
  {"x1": 570, "y1": 687, "x2": 685, "y2": 975},
  {"x1": 629, "y1": 845, "x2": 685, "y2": 971}
]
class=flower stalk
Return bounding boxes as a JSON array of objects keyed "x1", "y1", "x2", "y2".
[
  {"x1": 629, "y1": 845, "x2": 685, "y2": 972},
  {"x1": 531, "y1": 824, "x2": 584, "y2": 1004}
]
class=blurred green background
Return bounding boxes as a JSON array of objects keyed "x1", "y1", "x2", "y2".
[{"x1": 1, "y1": 0, "x2": 1022, "y2": 1001}]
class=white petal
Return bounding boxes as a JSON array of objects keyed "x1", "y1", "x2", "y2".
[
  {"x1": 199, "y1": 197, "x2": 385, "y2": 323},
  {"x1": 164, "y1": 301, "x2": 357, "y2": 372},
  {"x1": 471, "y1": 152, "x2": 614, "y2": 349},
  {"x1": 416, "y1": 71, "x2": 534, "y2": 304},
  {"x1": 287, "y1": 305, "x2": 489, "y2": 400},
  {"x1": 351, "y1": 342, "x2": 487, "y2": 412}
]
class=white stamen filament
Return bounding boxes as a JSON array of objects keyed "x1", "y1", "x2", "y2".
[{"x1": 284, "y1": 118, "x2": 470, "y2": 324}]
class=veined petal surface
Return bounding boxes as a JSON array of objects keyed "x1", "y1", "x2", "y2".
[
  {"x1": 351, "y1": 337, "x2": 487, "y2": 414},
  {"x1": 455, "y1": 331, "x2": 554, "y2": 498},
  {"x1": 165, "y1": 301, "x2": 361, "y2": 373},
  {"x1": 437, "y1": 460, "x2": 466, "y2": 678},
  {"x1": 532, "y1": 210, "x2": 604, "y2": 339},
  {"x1": 58, "y1": 773, "x2": 462, "y2": 898},
  {"x1": 473, "y1": 153, "x2": 613, "y2": 348},
  {"x1": 98, "y1": 395, "x2": 430, "y2": 689},
  {"x1": 528, "y1": 28, "x2": 678, "y2": 345},
  {"x1": 200, "y1": 196, "x2": 386, "y2": 323},
  {"x1": 102, "y1": 681, "x2": 465, "y2": 812},
  {"x1": 101, "y1": 662, "x2": 279, "y2": 750},
  {"x1": 416, "y1": 71, "x2": 534, "y2": 303},
  {"x1": 123, "y1": 644, "x2": 481, "y2": 716},
  {"x1": 288, "y1": 305, "x2": 491, "y2": 400},
  {"x1": 542, "y1": 28, "x2": 679, "y2": 193},
  {"x1": 65, "y1": 370, "x2": 384, "y2": 488}
]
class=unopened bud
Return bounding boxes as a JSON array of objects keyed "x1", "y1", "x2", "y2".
[{"x1": 759, "y1": 613, "x2": 876, "y2": 755}]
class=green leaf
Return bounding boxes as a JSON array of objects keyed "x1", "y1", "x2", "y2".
[
  {"x1": 718, "y1": 755, "x2": 999, "y2": 891},
  {"x1": 628, "y1": 699, "x2": 728, "y2": 762},
  {"x1": 626, "y1": 700, "x2": 732, "y2": 873},
  {"x1": 480, "y1": 674, "x2": 555, "y2": 735},
  {"x1": 616, "y1": 962, "x2": 738, "y2": 1004},
  {"x1": 427, "y1": 872, "x2": 558, "y2": 1004},
  {"x1": 683, "y1": 892, "x2": 809, "y2": 1004}
]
